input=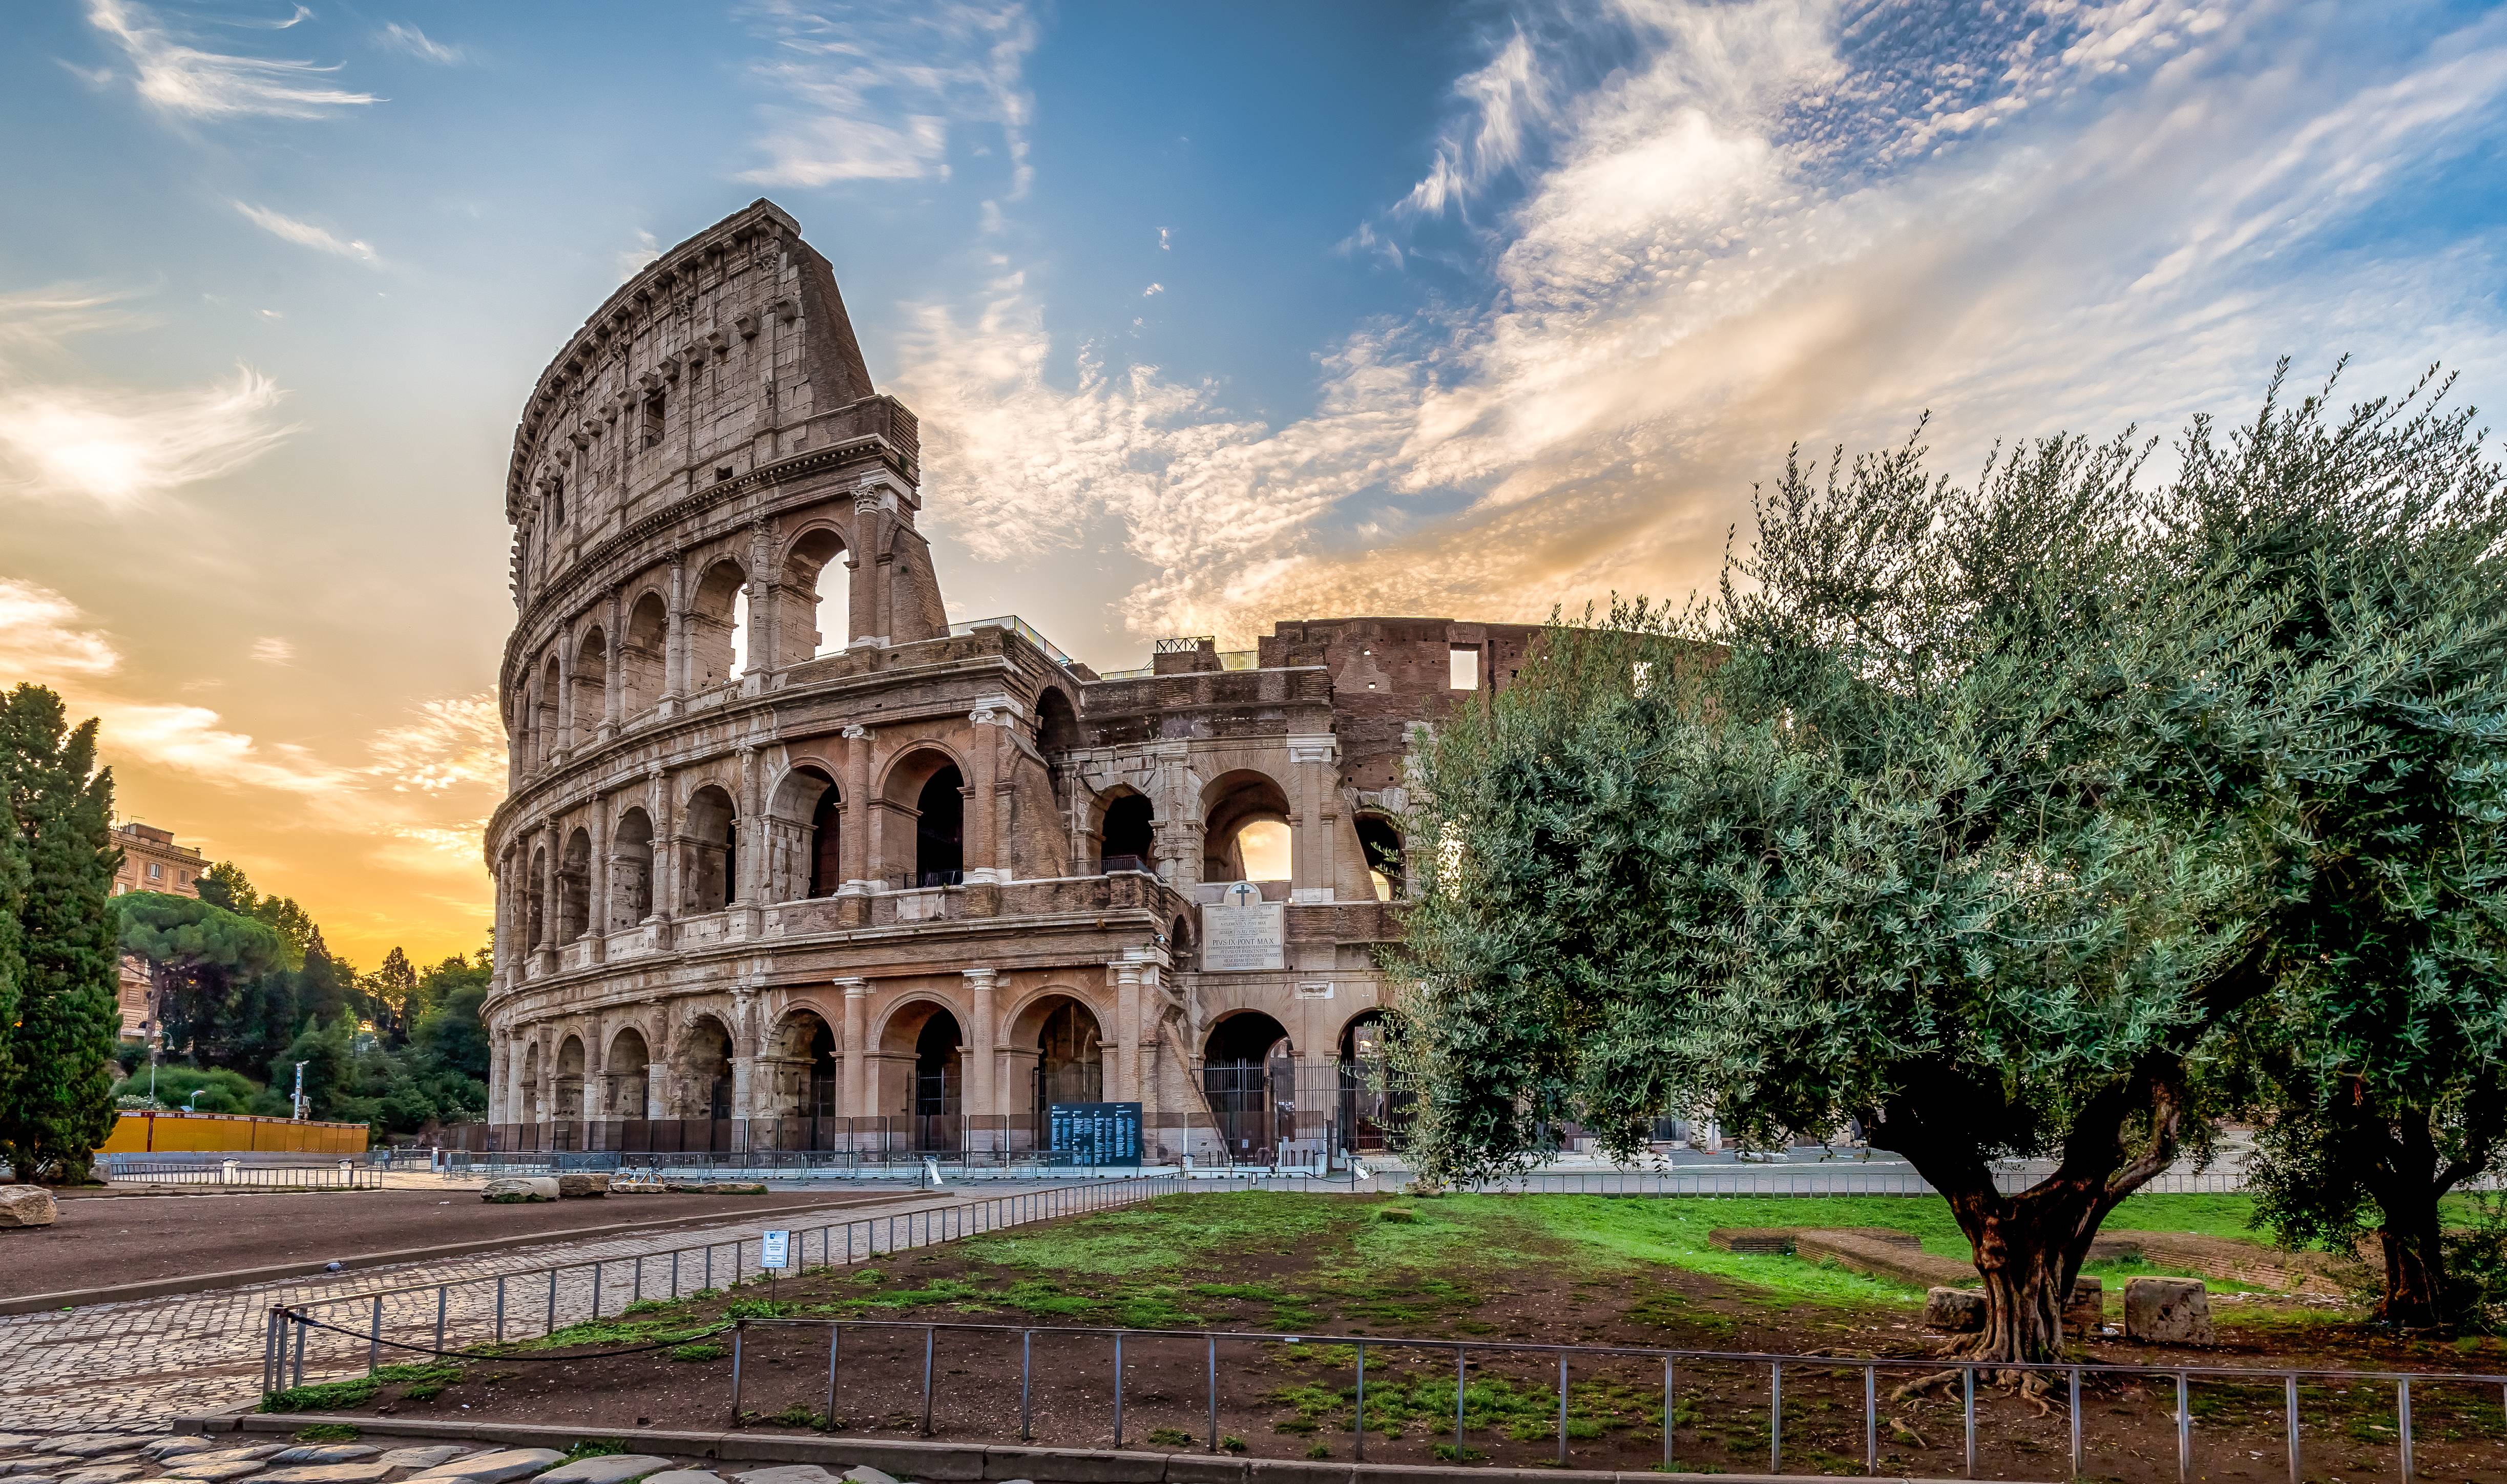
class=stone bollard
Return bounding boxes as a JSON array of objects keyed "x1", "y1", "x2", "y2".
[
  {"x1": 2124, "y1": 1276, "x2": 2215, "y2": 1345},
  {"x1": 2063, "y1": 1274, "x2": 2105, "y2": 1333},
  {"x1": 482, "y1": 1176, "x2": 560, "y2": 1203},
  {"x1": 1922, "y1": 1286, "x2": 1987, "y2": 1332}
]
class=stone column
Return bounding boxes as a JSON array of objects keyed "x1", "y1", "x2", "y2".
[
  {"x1": 841, "y1": 724, "x2": 874, "y2": 888},
  {"x1": 554, "y1": 640, "x2": 576, "y2": 761},
  {"x1": 964, "y1": 968, "x2": 998, "y2": 1142},
  {"x1": 662, "y1": 554, "x2": 689, "y2": 708},
  {"x1": 966, "y1": 702, "x2": 1001, "y2": 881},
  {"x1": 536, "y1": 823, "x2": 559, "y2": 970},
  {"x1": 600, "y1": 588, "x2": 623, "y2": 739},
  {"x1": 651, "y1": 766, "x2": 679, "y2": 927},
  {"x1": 732, "y1": 743, "x2": 759, "y2": 907},
  {"x1": 849, "y1": 481, "x2": 887, "y2": 646},
  {"x1": 729, "y1": 987, "x2": 758, "y2": 1132},
  {"x1": 1111, "y1": 960, "x2": 1143, "y2": 1103},
  {"x1": 587, "y1": 793, "x2": 610, "y2": 959},
  {"x1": 747, "y1": 519, "x2": 780, "y2": 683},
  {"x1": 1287, "y1": 734, "x2": 1338, "y2": 904},
  {"x1": 837, "y1": 977, "x2": 869, "y2": 1126}
]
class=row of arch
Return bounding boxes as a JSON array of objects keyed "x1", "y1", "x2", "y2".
[{"x1": 513, "y1": 526, "x2": 854, "y2": 772}]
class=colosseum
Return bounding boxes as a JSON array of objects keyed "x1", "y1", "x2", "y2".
[{"x1": 478, "y1": 199, "x2": 1536, "y2": 1165}]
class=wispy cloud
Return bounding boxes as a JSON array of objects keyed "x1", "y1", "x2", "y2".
[
  {"x1": 905, "y1": 0, "x2": 2507, "y2": 646},
  {"x1": 86, "y1": 0, "x2": 380, "y2": 120},
  {"x1": 250, "y1": 636, "x2": 294, "y2": 664},
  {"x1": 0, "y1": 284, "x2": 153, "y2": 355},
  {"x1": 377, "y1": 21, "x2": 463, "y2": 65},
  {"x1": 615, "y1": 228, "x2": 661, "y2": 282},
  {"x1": 0, "y1": 578, "x2": 120, "y2": 680},
  {"x1": 234, "y1": 200, "x2": 380, "y2": 263},
  {"x1": 736, "y1": 0, "x2": 1037, "y2": 192},
  {"x1": 0, "y1": 363, "x2": 295, "y2": 508}
]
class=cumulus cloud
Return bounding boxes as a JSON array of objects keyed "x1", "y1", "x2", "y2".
[
  {"x1": 736, "y1": 0, "x2": 1037, "y2": 192},
  {"x1": 233, "y1": 201, "x2": 380, "y2": 263},
  {"x1": 377, "y1": 22, "x2": 463, "y2": 65},
  {"x1": 905, "y1": 0, "x2": 2507, "y2": 645},
  {"x1": 0, "y1": 578, "x2": 121, "y2": 681},
  {"x1": 367, "y1": 694, "x2": 507, "y2": 795},
  {"x1": 86, "y1": 0, "x2": 379, "y2": 120}
]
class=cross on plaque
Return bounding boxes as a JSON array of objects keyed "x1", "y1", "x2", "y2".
[{"x1": 1225, "y1": 882, "x2": 1260, "y2": 907}]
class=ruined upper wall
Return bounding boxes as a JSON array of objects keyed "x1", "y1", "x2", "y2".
[{"x1": 503, "y1": 199, "x2": 909, "y2": 610}]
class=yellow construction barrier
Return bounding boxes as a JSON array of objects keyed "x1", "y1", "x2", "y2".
[{"x1": 100, "y1": 1111, "x2": 368, "y2": 1155}]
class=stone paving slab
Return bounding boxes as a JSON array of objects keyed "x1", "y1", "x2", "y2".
[{"x1": 0, "y1": 1179, "x2": 1142, "y2": 1434}]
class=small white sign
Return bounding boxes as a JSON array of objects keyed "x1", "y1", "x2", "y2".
[
  {"x1": 760, "y1": 1229, "x2": 791, "y2": 1271},
  {"x1": 1203, "y1": 883, "x2": 1285, "y2": 971}
]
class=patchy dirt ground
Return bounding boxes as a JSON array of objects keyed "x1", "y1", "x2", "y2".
[
  {"x1": 0, "y1": 1185, "x2": 926, "y2": 1296},
  {"x1": 273, "y1": 1192, "x2": 2507, "y2": 1482}
]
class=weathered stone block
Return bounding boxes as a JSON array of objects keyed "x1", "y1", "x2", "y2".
[
  {"x1": 554, "y1": 1172, "x2": 611, "y2": 1199},
  {"x1": 403, "y1": 1449, "x2": 566, "y2": 1484},
  {"x1": 482, "y1": 1177, "x2": 559, "y2": 1203},
  {"x1": 2124, "y1": 1276, "x2": 2215, "y2": 1345},
  {"x1": 638, "y1": 1474, "x2": 724, "y2": 1484},
  {"x1": 267, "y1": 1448, "x2": 379, "y2": 1466},
  {"x1": 2063, "y1": 1274, "x2": 2105, "y2": 1332},
  {"x1": 163, "y1": 1457, "x2": 270, "y2": 1482},
  {"x1": 254, "y1": 1465, "x2": 391, "y2": 1484},
  {"x1": 376, "y1": 1452, "x2": 472, "y2": 1472},
  {"x1": 1921, "y1": 1286, "x2": 1986, "y2": 1332}
]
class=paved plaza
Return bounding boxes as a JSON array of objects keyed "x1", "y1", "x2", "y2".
[{"x1": 0, "y1": 1179, "x2": 1116, "y2": 1435}]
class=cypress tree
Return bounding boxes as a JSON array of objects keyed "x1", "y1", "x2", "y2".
[{"x1": 0, "y1": 685, "x2": 124, "y2": 1183}]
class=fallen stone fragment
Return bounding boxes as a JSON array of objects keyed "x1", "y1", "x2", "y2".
[
  {"x1": 375, "y1": 1450, "x2": 470, "y2": 1471},
  {"x1": 532, "y1": 1457, "x2": 672, "y2": 1484},
  {"x1": 1920, "y1": 1286, "x2": 1986, "y2": 1332},
  {"x1": 267, "y1": 1449, "x2": 379, "y2": 1467},
  {"x1": 639, "y1": 1473, "x2": 724, "y2": 1484},
  {"x1": 2062, "y1": 1274, "x2": 2105, "y2": 1334},
  {"x1": 482, "y1": 1177, "x2": 559, "y2": 1204},
  {"x1": 403, "y1": 1449, "x2": 567, "y2": 1484},
  {"x1": 554, "y1": 1173, "x2": 610, "y2": 1199},
  {"x1": 254, "y1": 1465, "x2": 391, "y2": 1484},
  {"x1": 0, "y1": 1186, "x2": 58, "y2": 1229},
  {"x1": 2124, "y1": 1276, "x2": 2215, "y2": 1345}
]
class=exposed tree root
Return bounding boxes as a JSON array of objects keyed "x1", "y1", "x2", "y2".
[{"x1": 1889, "y1": 1369, "x2": 1961, "y2": 1403}]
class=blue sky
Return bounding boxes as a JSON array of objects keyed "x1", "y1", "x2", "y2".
[{"x1": 4, "y1": 0, "x2": 2506, "y2": 960}]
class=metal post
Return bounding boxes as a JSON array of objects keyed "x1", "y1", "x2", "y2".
[
  {"x1": 2285, "y1": 1372, "x2": 2301, "y2": 1484},
  {"x1": 1357, "y1": 1342, "x2": 1368, "y2": 1462},
  {"x1": 1457, "y1": 1349, "x2": 1469, "y2": 1452},
  {"x1": 1557, "y1": 1350, "x2": 1569, "y2": 1467},
  {"x1": 435, "y1": 1286, "x2": 447, "y2": 1353},
  {"x1": 635, "y1": 1255, "x2": 644, "y2": 1304},
  {"x1": 1963, "y1": 1366, "x2": 1977, "y2": 1479},
  {"x1": 292, "y1": 1313, "x2": 305, "y2": 1388},
  {"x1": 1208, "y1": 1334, "x2": 1219, "y2": 1451},
  {"x1": 368, "y1": 1295, "x2": 382, "y2": 1374},
  {"x1": 1665, "y1": 1356, "x2": 1677, "y2": 1472},
  {"x1": 672, "y1": 1249, "x2": 680, "y2": 1298},
  {"x1": 2177, "y1": 1372, "x2": 2191, "y2": 1484},
  {"x1": 547, "y1": 1269, "x2": 558, "y2": 1335},
  {"x1": 1769, "y1": 1363, "x2": 1783, "y2": 1474},
  {"x1": 592, "y1": 1261, "x2": 603, "y2": 1320},
  {"x1": 1865, "y1": 1365, "x2": 1877, "y2": 1475},
  {"x1": 922, "y1": 1326, "x2": 935, "y2": 1436},
  {"x1": 729, "y1": 1322, "x2": 745, "y2": 1420},
  {"x1": 824, "y1": 1324, "x2": 840, "y2": 1425},
  {"x1": 2398, "y1": 1377, "x2": 2413, "y2": 1483},
  {"x1": 262, "y1": 1310, "x2": 278, "y2": 1396},
  {"x1": 2073, "y1": 1367, "x2": 2086, "y2": 1481},
  {"x1": 706, "y1": 1244, "x2": 714, "y2": 1291},
  {"x1": 496, "y1": 1276, "x2": 506, "y2": 1341},
  {"x1": 1115, "y1": 1330, "x2": 1126, "y2": 1447},
  {"x1": 1022, "y1": 1330, "x2": 1034, "y2": 1441}
]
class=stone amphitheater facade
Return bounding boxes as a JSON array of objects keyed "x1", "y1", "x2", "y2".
[{"x1": 482, "y1": 199, "x2": 1537, "y2": 1162}]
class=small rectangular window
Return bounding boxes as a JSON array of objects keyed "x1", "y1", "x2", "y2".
[
  {"x1": 1449, "y1": 647, "x2": 1478, "y2": 691},
  {"x1": 148, "y1": 862, "x2": 162, "y2": 879},
  {"x1": 642, "y1": 393, "x2": 665, "y2": 448}
]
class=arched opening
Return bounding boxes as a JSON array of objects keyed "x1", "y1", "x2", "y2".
[
  {"x1": 608, "y1": 1026, "x2": 651, "y2": 1120},
  {"x1": 554, "y1": 1035, "x2": 586, "y2": 1119},
  {"x1": 682, "y1": 784, "x2": 737, "y2": 914},
  {"x1": 915, "y1": 765, "x2": 964, "y2": 887},
  {"x1": 620, "y1": 592, "x2": 667, "y2": 715},
  {"x1": 1336, "y1": 1009, "x2": 1406, "y2": 1152},
  {"x1": 1203, "y1": 771, "x2": 1293, "y2": 883},
  {"x1": 526, "y1": 846, "x2": 548, "y2": 949},
  {"x1": 1203, "y1": 1011, "x2": 1294, "y2": 1160},
  {"x1": 611, "y1": 807, "x2": 654, "y2": 927},
  {"x1": 687, "y1": 558, "x2": 747, "y2": 692},
  {"x1": 1169, "y1": 913, "x2": 1195, "y2": 972},
  {"x1": 521, "y1": 1039, "x2": 541, "y2": 1121},
  {"x1": 1036, "y1": 688, "x2": 1080, "y2": 755},
  {"x1": 1099, "y1": 790, "x2": 1154, "y2": 874},
  {"x1": 571, "y1": 628, "x2": 607, "y2": 746},
  {"x1": 914, "y1": 1009, "x2": 963, "y2": 1150},
  {"x1": 764, "y1": 1009, "x2": 839, "y2": 1141},
  {"x1": 557, "y1": 827, "x2": 592, "y2": 942},
  {"x1": 678, "y1": 1014, "x2": 735, "y2": 1123},
  {"x1": 511, "y1": 683, "x2": 533, "y2": 776},
  {"x1": 1356, "y1": 816, "x2": 1404, "y2": 902},
  {"x1": 536, "y1": 655, "x2": 561, "y2": 765},
  {"x1": 779, "y1": 528, "x2": 850, "y2": 664},
  {"x1": 770, "y1": 765, "x2": 841, "y2": 900}
]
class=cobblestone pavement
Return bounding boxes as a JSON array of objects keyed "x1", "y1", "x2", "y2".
[
  {"x1": 1, "y1": 1177, "x2": 1165, "y2": 1435},
  {"x1": 0, "y1": 1432, "x2": 728, "y2": 1484}
]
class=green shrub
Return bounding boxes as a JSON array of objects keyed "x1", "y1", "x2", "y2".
[
  {"x1": 668, "y1": 1342, "x2": 726, "y2": 1362},
  {"x1": 293, "y1": 1425, "x2": 360, "y2": 1442}
]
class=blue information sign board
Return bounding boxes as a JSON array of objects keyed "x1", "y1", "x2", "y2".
[{"x1": 1048, "y1": 1101, "x2": 1143, "y2": 1166}]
